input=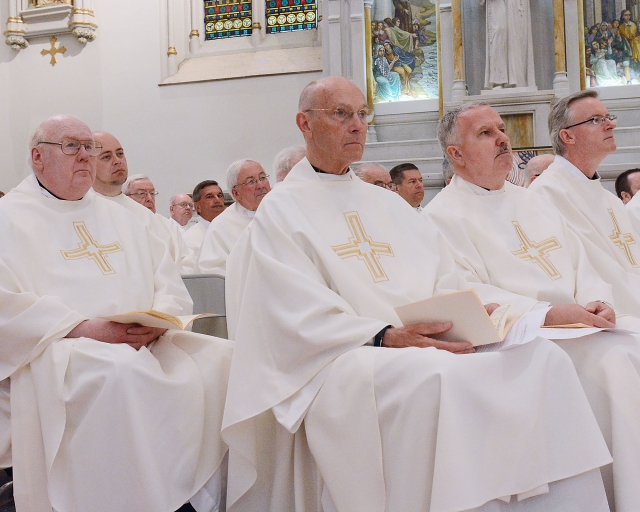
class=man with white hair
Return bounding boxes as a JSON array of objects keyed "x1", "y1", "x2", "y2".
[
  {"x1": 523, "y1": 153, "x2": 554, "y2": 186},
  {"x1": 197, "y1": 159, "x2": 270, "y2": 275},
  {"x1": 0, "y1": 115, "x2": 232, "y2": 512},
  {"x1": 92, "y1": 132, "x2": 195, "y2": 273},
  {"x1": 170, "y1": 193, "x2": 194, "y2": 231},
  {"x1": 121, "y1": 172, "x2": 196, "y2": 273},
  {"x1": 221, "y1": 77, "x2": 611, "y2": 512},
  {"x1": 273, "y1": 145, "x2": 306, "y2": 182},
  {"x1": 529, "y1": 90, "x2": 640, "y2": 317},
  {"x1": 353, "y1": 162, "x2": 395, "y2": 190},
  {"x1": 424, "y1": 101, "x2": 640, "y2": 512}
]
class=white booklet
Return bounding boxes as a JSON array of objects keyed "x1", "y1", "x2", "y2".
[{"x1": 101, "y1": 310, "x2": 220, "y2": 331}]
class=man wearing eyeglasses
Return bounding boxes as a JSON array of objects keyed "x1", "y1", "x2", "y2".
[
  {"x1": 170, "y1": 194, "x2": 194, "y2": 231},
  {"x1": 221, "y1": 77, "x2": 611, "y2": 512},
  {"x1": 0, "y1": 115, "x2": 232, "y2": 512},
  {"x1": 353, "y1": 162, "x2": 395, "y2": 190},
  {"x1": 529, "y1": 90, "x2": 640, "y2": 318},
  {"x1": 121, "y1": 173, "x2": 197, "y2": 273},
  {"x1": 197, "y1": 159, "x2": 270, "y2": 275}
]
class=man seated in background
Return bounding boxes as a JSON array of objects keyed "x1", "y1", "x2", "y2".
[
  {"x1": 1, "y1": 115, "x2": 232, "y2": 512},
  {"x1": 170, "y1": 193, "x2": 194, "y2": 231},
  {"x1": 353, "y1": 162, "x2": 395, "y2": 190},
  {"x1": 122, "y1": 172, "x2": 196, "y2": 273},
  {"x1": 183, "y1": 180, "x2": 226, "y2": 261},
  {"x1": 523, "y1": 153, "x2": 554, "y2": 186},
  {"x1": 615, "y1": 168, "x2": 640, "y2": 204},
  {"x1": 197, "y1": 159, "x2": 270, "y2": 275},
  {"x1": 273, "y1": 145, "x2": 306, "y2": 183},
  {"x1": 424, "y1": 101, "x2": 640, "y2": 512},
  {"x1": 221, "y1": 76, "x2": 611, "y2": 512},
  {"x1": 390, "y1": 162, "x2": 424, "y2": 211}
]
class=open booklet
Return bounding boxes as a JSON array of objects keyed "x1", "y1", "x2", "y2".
[
  {"x1": 101, "y1": 310, "x2": 220, "y2": 331},
  {"x1": 394, "y1": 289, "x2": 522, "y2": 347}
]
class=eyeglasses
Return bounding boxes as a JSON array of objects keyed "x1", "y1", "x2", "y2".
[
  {"x1": 128, "y1": 191, "x2": 159, "y2": 199},
  {"x1": 305, "y1": 108, "x2": 371, "y2": 124},
  {"x1": 373, "y1": 181, "x2": 396, "y2": 190},
  {"x1": 234, "y1": 174, "x2": 270, "y2": 188},
  {"x1": 563, "y1": 114, "x2": 617, "y2": 130},
  {"x1": 38, "y1": 139, "x2": 103, "y2": 157},
  {"x1": 174, "y1": 202, "x2": 194, "y2": 209}
]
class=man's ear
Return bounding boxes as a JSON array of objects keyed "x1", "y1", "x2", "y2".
[
  {"x1": 446, "y1": 145, "x2": 463, "y2": 166},
  {"x1": 231, "y1": 187, "x2": 239, "y2": 201},
  {"x1": 31, "y1": 146, "x2": 45, "y2": 172},
  {"x1": 558, "y1": 128, "x2": 574, "y2": 147},
  {"x1": 296, "y1": 112, "x2": 313, "y2": 140},
  {"x1": 621, "y1": 191, "x2": 632, "y2": 204}
]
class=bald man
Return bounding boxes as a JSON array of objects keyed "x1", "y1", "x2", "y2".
[
  {"x1": 353, "y1": 162, "x2": 394, "y2": 190},
  {"x1": 524, "y1": 153, "x2": 554, "y2": 186},
  {"x1": 221, "y1": 77, "x2": 610, "y2": 512}
]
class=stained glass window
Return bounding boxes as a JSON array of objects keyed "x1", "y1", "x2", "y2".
[
  {"x1": 266, "y1": 0, "x2": 317, "y2": 34},
  {"x1": 205, "y1": 0, "x2": 253, "y2": 40}
]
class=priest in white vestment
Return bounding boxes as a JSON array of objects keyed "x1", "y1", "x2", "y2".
[
  {"x1": 92, "y1": 132, "x2": 197, "y2": 273},
  {"x1": 425, "y1": 101, "x2": 640, "y2": 512},
  {"x1": 1, "y1": 116, "x2": 232, "y2": 512},
  {"x1": 197, "y1": 160, "x2": 270, "y2": 275},
  {"x1": 529, "y1": 90, "x2": 640, "y2": 319},
  {"x1": 169, "y1": 193, "x2": 194, "y2": 232},
  {"x1": 183, "y1": 180, "x2": 226, "y2": 261},
  {"x1": 624, "y1": 182, "x2": 640, "y2": 238},
  {"x1": 221, "y1": 77, "x2": 611, "y2": 512}
]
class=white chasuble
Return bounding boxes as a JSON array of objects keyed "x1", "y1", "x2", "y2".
[
  {"x1": 96, "y1": 191, "x2": 197, "y2": 274},
  {"x1": 197, "y1": 202, "x2": 252, "y2": 275},
  {"x1": 625, "y1": 191, "x2": 640, "y2": 241},
  {"x1": 183, "y1": 221, "x2": 208, "y2": 262},
  {"x1": 530, "y1": 156, "x2": 640, "y2": 317},
  {"x1": 221, "y1": 158, "x2": 610, "y2": 512},
  {"x1": 425, "y1": 175, "x2": 640, "y2": 512},
  {"x1": 0, "y1": 175, "x2": 232, "y2": 512}
]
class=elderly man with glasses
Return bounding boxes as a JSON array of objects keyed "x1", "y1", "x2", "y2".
[
  {"x1": 197, "y1": 159, "x2": 270, "y2": 275},
  {"x1": 353, "y1": 162, "x2": 396, "y2": 190},
  {"x1": 0, "y1": 115, "x2": 233, "y2": 512},
  {"x1": 529, "y1": 90, "x2": 640, "y2": 319},
  {"x1": 169, "y1": 193, "x2": 194, "y2": 231}
]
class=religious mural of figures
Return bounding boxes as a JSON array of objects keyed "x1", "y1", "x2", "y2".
[
  {"x1": 32, "y1": 0, "x2": 73, "y2": 6},
  {"x1": 370, "y1": 0, "x2": 438, "y2": 103},
  {"x1": 583, "y1": 1, "x2": 640, "y2": 87}
]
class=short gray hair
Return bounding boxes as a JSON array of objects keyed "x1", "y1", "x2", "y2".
[
  {"x1": 123, "y1": 173, "x2": 151, "y2": 195},
  {"x1": 548, "y1": 90, "x2": 598, "y2": 156},
  {"x1": 226, "y1": 159, "x2": 253, "y2": 191},
  {"x1": 438, "y1": 102, "x2": 489, "y2": 164},
  {"x1": 27, "y1": 115, "x2": 76, "y2": 170},
  {"x1": 353, "y1": 162, "x2": 387, "y2": 180},
  {"x1": 442, "y1": 158, "x2": 454, "y2": 182},
  {"x1": 273, "y1": 146, "x2": 305, "y2": 182}
]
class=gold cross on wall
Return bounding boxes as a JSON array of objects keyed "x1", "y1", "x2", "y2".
[
  {"x1": 41, "y1": 36, "x2": 66, "y2": 66},
  {"x1": 61, "y1": 222, "x2": 124, "y2": 275},
  {"x1": 608, "y1": 209, "x2": 639, "y2": 267},
  {"x1": 331, "y1": 212, "x2": 394, "y2": 283},
  {"x1": 511, "y1": 222, "x2": 562, "y2": 280}
]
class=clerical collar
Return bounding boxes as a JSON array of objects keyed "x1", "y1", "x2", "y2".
[
  {"x1": 556, "y1": 155, "x2": 600, "y2": 181},
  {"x1": 197, "y1": 216, "x2": 211, "y2": 228},
  {"x1": 36, "y1": 177, "x2": 76, "y2": 200},
  {"x1": 312, "y1": 164, "x2": 351, "y2": 176},
  {"x1": 236, "y1": 202, "x2": 256, "y2": 218},
  {"x1": 457, "y1": 175, "x2": 505, "y2": 196}
]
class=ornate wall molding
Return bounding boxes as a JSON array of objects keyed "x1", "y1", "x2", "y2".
[{"x1": 4, "y1": 0, "x2": 97, "y2": 50}]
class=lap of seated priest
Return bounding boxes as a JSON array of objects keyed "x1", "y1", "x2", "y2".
[
  {"x1": 424, "y1": 100, "x2": 640, "y2": 512},
  {"x1": 0, "y1": 115, "x2": 232, "y2": 512},
  {"x1": 197, "y1": 159, "x2": 270, "y2": 276},
  {"x1": 220, "y1": 76, "x2": 612, "y2": 512},
  {"x1": 529, "y1": 90, "x2": 640, "y2": 320}
]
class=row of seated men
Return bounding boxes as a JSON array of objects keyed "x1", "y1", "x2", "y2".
[{"x1": 2, "y1": 77, "x2": 640, "y2": 512}]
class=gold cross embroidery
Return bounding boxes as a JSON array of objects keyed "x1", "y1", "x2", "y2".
[
  {"x1": 61, "y1": 222, "x2": 123, "y2": 275},
  {"x1": 608, "y1": 209, "x2": 639, "y2": 267},
  {"x1": 331, "y1": 212, "x2": 394, "y2": 283},
  {"x1": 511, "y1": 222, "x2": 562, "y2": 280}
]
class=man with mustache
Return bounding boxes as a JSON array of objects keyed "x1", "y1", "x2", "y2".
[
  {"x1": 197, "y1": 159, "x2": 270, "y2": 275},
  {"x1": 424, "y1": 101, "x2": 640, "y2": 512},
  {"x1": 529, "y1": 90, "x2": 640, "y2": 318},
  {"x1": 182, "y1": 180, "x2": 226, "y2": 260},
  {"x1": 220, "y1": 77, "x2": 611, "y2": 512},
  {"x1": 92, "y1": 132, "x2": 196, "y2": 273}
]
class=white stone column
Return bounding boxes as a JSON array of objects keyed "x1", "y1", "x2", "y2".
[
  {"x1": 70, "y1": 0, "x2": 98, "y2": 44},
  {"x1": 552, "y1": 0, "x2": 570, "y2": 97},
  {"x1": 5, "y1": 0, "x2": 28, "y2": 50},
  {"x1": 251, "y1": 0, "x2": 265, "y2": 46},
  {"x1": 189, "y1": 0, "x2": 201, "y2": 54},
  {"x1": 450, "y1": 0, "x2": 467, "y2": 103},
  {"x1": 166, "y1": 0, "x2": 179, "y2": 76}
]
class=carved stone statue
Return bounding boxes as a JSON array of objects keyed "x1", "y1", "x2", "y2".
[
  {"x1": 33, "y1": 0, "x2": 72, "y2": 7},
  {"x1": 479, "y1": 0, "x2": 536, "y2": 90}
]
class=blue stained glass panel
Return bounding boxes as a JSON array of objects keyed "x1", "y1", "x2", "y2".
[
  {"x1": 266, "y1": 0, "x2": 316, "y2": 34},
  {"x1": 205, "y1": 0, "x2": 252, "y2": 40}
]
